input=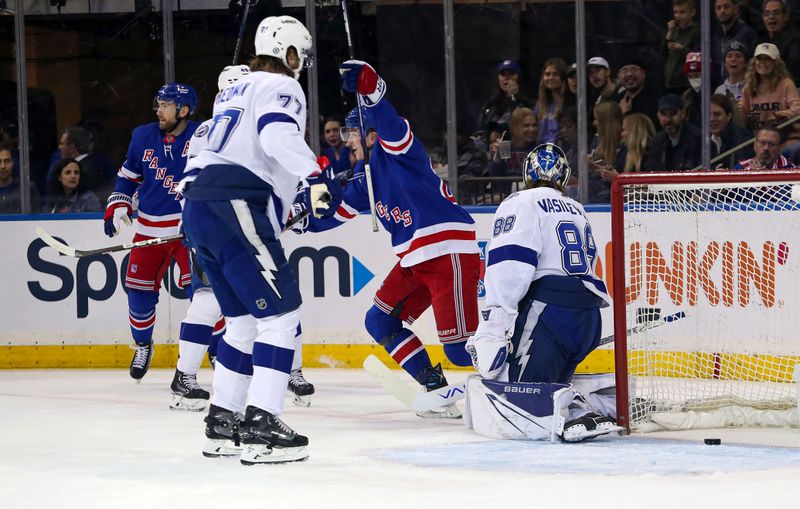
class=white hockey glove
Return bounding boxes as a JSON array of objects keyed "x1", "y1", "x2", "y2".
[
  {"x1": 103, "y1": 193, "x2": 133, "y2": 238},
  {"x1": 466, "y1": 334, "x2": 510, "y2": 380}
]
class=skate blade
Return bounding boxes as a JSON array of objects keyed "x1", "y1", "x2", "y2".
[
  {"x1": 292, "y1": 394, "x2": 311, "y2": 407},
  {"x1": 562, "y1": 424, "x2": 624, "y2": 442},
  {"x1": 169, "y1": 394, "x2": 208, "y2": 412},
  {"x1": 240, "y1": 444, "x2": 309, "y2": 465},
  {"x1": 202, "y1": 439, "x2": 243, "y2": 458}
]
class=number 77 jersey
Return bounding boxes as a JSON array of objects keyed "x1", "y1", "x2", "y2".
[
  {"x1": 484, "y1": 186, "x2": 611, "y2": 313},
  {"x1": 183, "y1": 72, "x2": 318, "y2": 220}
]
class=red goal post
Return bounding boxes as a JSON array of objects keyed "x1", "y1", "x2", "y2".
[{"x1": 610, "y1": 170, "x2": 800, "y2": 433}]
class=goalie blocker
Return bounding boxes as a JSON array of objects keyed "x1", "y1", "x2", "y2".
[{"x1": 464, "y1": 374, "x2": 622, "y2": 442}]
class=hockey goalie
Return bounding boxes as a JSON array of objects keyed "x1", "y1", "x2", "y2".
[{"x1": 464, "y1": 143, "x2": 622, "y2": 442}]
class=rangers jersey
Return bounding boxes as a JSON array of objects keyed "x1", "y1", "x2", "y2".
[
  {"x1": 183, "y1": 72, "x2": 318, "y2": 229},
  {"x1": 313, "y1": 97, "x2": 478, "y2": 267},
  {"x1": 479, "y1": 186, "x2": 611, "y2": 333},
  {"x1": 114, "y1": 120, "x2": 198, "y2": 237}
]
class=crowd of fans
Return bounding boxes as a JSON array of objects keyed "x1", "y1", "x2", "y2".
[{"x1": 3, "y1": 0, "x2": 800, "y2": 214}]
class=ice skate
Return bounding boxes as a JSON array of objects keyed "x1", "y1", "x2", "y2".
[
  {"x1": 288, "y1": 368, "x2": 315, "y2": 407},
  {"x1": 129, "y1": 342, "x2": 153, "y2": 382},
  {"x1": 202, "y1": 404, "x2": 243, "y2": 458},
  {"x1": 415, "y1": 363, "x2": 462, "y2": 419},
  {"x1": 169, "y1": 370, "x2": 210, "y2": 411},
  {"x1": 561, "y1": 412, "x2": 623, "y2": 442},
  {"x1": 239, "y1": 405, "x2": 309, "y2": 465}
]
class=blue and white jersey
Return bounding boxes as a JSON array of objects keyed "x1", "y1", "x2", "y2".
[
  {"x1": 478, "y1": 186, "x2": 610, "y2": 334},
  {"x1": 114, "y1": 120, "x2": 198, "y2": 237},
  {"x1": 183, "y1": 72, "x2": 318, "y2": 230},
  {"x1": 314, "y1": 97, "x2": 478, "y2": 267},
  {"x1": 175, "y1": 118, "x2": 213, "y2": 196}
]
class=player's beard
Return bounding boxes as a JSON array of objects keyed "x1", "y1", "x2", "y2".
[{"x1": 160, "y1": 115, "x2": 181, "y2": 134}]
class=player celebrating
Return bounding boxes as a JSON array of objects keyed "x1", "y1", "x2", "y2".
[
  {"x1": 104, "y1": 83, "x2": 198, "y2": 382},
  {"x1": 465, "y1": 143, "x2": 620, "y2": 442},
  {"x1": 300, "y1": 60, "x2": 481, "y2": 417},
  {"x1": 181, "y1": 15, "x2": 321, "y2": 465}
]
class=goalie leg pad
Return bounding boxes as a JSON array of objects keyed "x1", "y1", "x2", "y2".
[{"x1": 464, "y1": 375, "x2": 573, "y2": 441}]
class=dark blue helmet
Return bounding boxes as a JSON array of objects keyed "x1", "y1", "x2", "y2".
[
  {"x1": 153, "y1": 83, "x2": 198, "y2": 116},
  {"x1": 345, "y1": 106, "x2": 372, "y2": 134},
  {"x1": 523, "y1": 143, "x2": 571, "y2": 188}
]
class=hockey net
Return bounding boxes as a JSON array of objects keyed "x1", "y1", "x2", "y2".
[{"x1": 610, "y1": 171, "x2": 800, "y2": 432}]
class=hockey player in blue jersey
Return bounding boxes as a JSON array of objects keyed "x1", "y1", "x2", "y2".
[
  {"x1": 298, "y1": 60, "x2": 481, "y2": 417},
  {"x1": 104, "y1": 83, "x2": 198, "y2": 382},
  {"x1": 181, "y1": 15, "x2": 322, "y2": 465},
  {"x1": 464, "y1": 143, "x2": 621, "y2": 441}
]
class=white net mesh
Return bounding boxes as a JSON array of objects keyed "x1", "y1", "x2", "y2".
[{"x1": 618, "y1": 176, "x2": 800, "y2": 429}]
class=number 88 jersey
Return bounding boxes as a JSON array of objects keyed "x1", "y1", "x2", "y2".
[{"x1": 483, "y1": 186, "x2": 611, "y2": 316}]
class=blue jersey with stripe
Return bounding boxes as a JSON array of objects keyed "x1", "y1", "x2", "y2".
[
  {"x1": 113, "y1": 120, "x2": 198, "y2": 237},
  {"x1": 310, "y1": 97, "x2": 478, "y2": 267}
]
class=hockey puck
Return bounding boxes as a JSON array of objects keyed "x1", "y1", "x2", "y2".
[{"x1": 704, "y1": 438, "x2": 722, "y2": 445}]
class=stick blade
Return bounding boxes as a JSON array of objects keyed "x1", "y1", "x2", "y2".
[
  {"x1": 362, "y1": 354, "x2": 416, "y2": 409},
  {"x1": 36, "y1": 227, "x2": 77, "y2": 257}
]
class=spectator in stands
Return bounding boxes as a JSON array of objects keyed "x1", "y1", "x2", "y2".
[
  {"x1": 565, "y1": 63, "x2": 578, "y2": 107},
  {"x1": 556, "y1": 104, "x2": 579, "y2": 199},
  {"x1": 587, "y1": 101, "x2": 625, "y2": 203},
  {"x1": 475, "y1": 59, "x2": 533, "y2": 143},
  {"x1": 614, "y1": 56, "x2": 658, "y2": 126},
  {"x1": 715, "y1": 40, "x2": 751, "y2": 105},
  {"x1": 487, "y1": 107, "x2": 538, "y2": 199},
  {"x1": 0, "y1": 144, "x2": 40, "y2": 214},
  {"x1": 710, "y1": 94, "x2": 755, "y2": 168},
  {"x1": 681, "y1": 51, "x2": 704, "y2": 127},
  {"x1": 587, "y1": 56, "x2": 622, "y2": 134},
  {"x1": 739, "y1": 42, "x2": 800, "y2": 146},
  {"x1": 53, "y1": 125, "x2": 116, "y2": 202},
  {"x1": 41, "y1": 158, "x2": 102, "y2": 214},
  {"x1": 620, "y1": 113, "x2": 657, "y2": 173},
  {"x1": 760, "y1": 0, "x2": 800, "y2": 81},
  {"x1": 643, "y1": 94, "x2": 701, "y2": 171},
  {"x1": 735, "y1": 125, "x2": 793, "y2": 168},
  {"x1": 664, "y1": 0, "x2": 701, "y2": 94},
  {"x1": 712, "y1": 0, "x2": 758, "y2": 88},
  {"x1": 534, "y1": 58, "x2": 567, "y2": 144},
  {"x1": 320, "y1": 116, "x2": 352, "y2": 178}
]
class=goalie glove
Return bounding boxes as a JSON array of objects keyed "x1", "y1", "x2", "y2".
[
  {"x1": 339, "y1": 60, "x2": 386, "y2": 106},
  {"x1": 466, "y1": 334, "x2": 510, "y2": 380},
  {"x1": 103, "y1": 193, "x2": 133, "y2": 238}
]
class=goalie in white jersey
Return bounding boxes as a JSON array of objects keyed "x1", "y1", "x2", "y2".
[
  {"x1": 182, "y1": 16, "x2": 325, "y2": 465},
  {"x1": 465, "y1": 143, "x2": 621, "y2": 442}
]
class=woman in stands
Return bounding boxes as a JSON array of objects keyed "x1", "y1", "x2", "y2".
[{"x1": 42, "y1": 158, "x2": 101, "y2": 213}]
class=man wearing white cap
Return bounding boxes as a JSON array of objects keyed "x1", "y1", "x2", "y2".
[{"x1": 587, "y1": 56, "x2": 622, "y2": 134}]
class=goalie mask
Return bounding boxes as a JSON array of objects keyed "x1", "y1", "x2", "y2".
[
  {"x1": 217, "y1": 64, "x2": 250, "y2": 91},
  {"x1": 523, "y1": 143, "x2": 571, "y2": 189},
  {"x1": 254, "y1": 15, "x2": 313, "y2": 80},
  {"x1": 153, "y1": 83, "x2": 198, "y2": 116}
]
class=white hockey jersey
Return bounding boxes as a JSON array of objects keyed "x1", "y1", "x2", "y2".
[
  {"x1": 183, "y1": 71, "x2": 318, "y2": 227},
  {"x1": 479, "y1": 186, "x2": 611, "y2": 336}
]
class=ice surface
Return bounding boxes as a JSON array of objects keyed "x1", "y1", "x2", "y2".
[{"x1": 1, "y1": 368, "x2": 798, "y2": 509}]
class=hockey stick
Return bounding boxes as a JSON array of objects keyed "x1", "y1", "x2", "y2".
[
  {"x1": 362, "y1": 354, "x2": 416, "y2": 409},
  {"x1": 341, "y1": 0, "x2": 379, "y2": 233},
  {"x1": 35, "y1": 209, "x2": 311, "y2": 258},
  {"x1": 411, "y1": 310, "x2": 688, "y2": 413},
  {"x1": 232, "y1": 0, "x2": 255, "y2": 65}
]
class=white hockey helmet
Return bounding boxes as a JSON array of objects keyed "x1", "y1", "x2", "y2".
[
  {"x1": 217, "y1": 64, "x2": 251, "y2": 91},
  {"x1": 254, "y1": 15, "x2": 313, "y2": 80},
  {"x1": 522, "y1": 143, "x2": 571, "y2": 189}
]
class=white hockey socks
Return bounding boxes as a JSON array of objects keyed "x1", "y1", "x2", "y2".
[{"x1": 247, "y1": 309, "x2": 300, "y2": 416}]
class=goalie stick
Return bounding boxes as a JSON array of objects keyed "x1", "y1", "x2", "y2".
[
  {"x1": 36, "y1": 208, "x2": 311, "y2": 258},
  {"x1": 410, "y1": 310, "x2": 688, "y2": 413}
]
